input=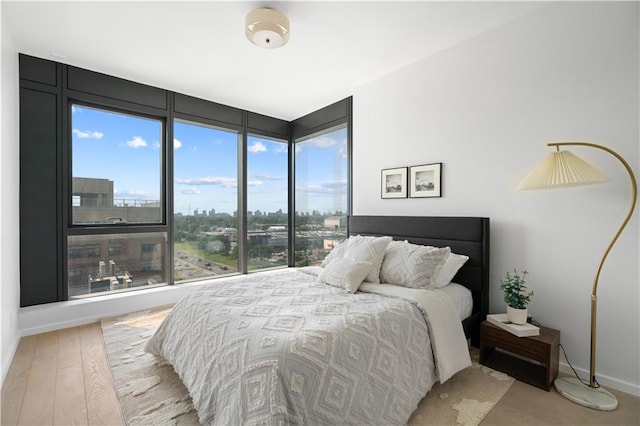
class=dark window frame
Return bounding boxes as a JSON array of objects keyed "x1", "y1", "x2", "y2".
[
  {"x1": 69, "y1": 102, "x2": 167, "y2": 228},
  {"x1": 68, "y1": 101, "x2": 168, "y2": 229}
]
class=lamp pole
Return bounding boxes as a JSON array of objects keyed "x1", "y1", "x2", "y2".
[{"x1": 548, "y1": 142, "x2": 637, "y2": 389}]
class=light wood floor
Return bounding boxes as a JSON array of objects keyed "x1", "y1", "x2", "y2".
[
  {"x1": 2, "y1": 324, "x2": 639, "y2": 426},
  {"x1": 1, "y1": 324, "x2": 123, "y2": 426}
]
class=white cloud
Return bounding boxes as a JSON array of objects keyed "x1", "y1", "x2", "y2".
[
  {"x1": 248, "y1": 180, "x2": 263, "y2": 187},
  {"x1": 251, "y1": 174, "x2": 283, "y2": 181},
  {"x1": 248, "y1": 141, "x2": 267, "y2": 153},
  {"x1": 126, "y1": 136, "x2": 147, "y2": 148},
  {"x1": 181, "y1": 187, "x2": 200, "y2": 195},
  {"x1": 73, "y1": 129, "x2": 104, "y2": 139},
  {"x1": 338, "y1": 138, "x2": 348, "y2": 158},
  {"x1": 296, "y1": 180, "x2": 347, "y2": 195},
  {"x1": 176, "y1": 176, "x2": 237, "y2": 187},
  {"x1": 306, "y1": 136, "x2": 336, "y2": 148},
  {"x1": 174, "y1": 138, "x2": 182, "y2": 149},
  {"x1": 322, "y1": 180, "x2": 348, "y2": 191},
  {"x1": 273, "y1": 144, "x2": 288, "y2": 154}
]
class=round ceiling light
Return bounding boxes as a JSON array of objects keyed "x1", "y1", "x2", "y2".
[{"x1": 245, "y1": 8, "x2": 290, "y2": 49}]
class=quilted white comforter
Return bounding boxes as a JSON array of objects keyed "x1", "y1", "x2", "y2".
[{"x1": 145, "y1": 268, "x2": 470, "y2": 425}]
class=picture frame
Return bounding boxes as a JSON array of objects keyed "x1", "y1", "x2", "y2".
[
  {"x1": 409, "y1": 163, "x2": 442, "y2": 198},
  {"x1": 381, "y1": 167, "x2": 407, "y2": 199}
]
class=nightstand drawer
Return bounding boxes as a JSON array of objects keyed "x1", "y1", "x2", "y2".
[
  {"x1": 480, "y1": 320, "x2": 560, "y2": 391},
  {"x1": 481, "y1": 324, "x2": 550, "y2": 362}
]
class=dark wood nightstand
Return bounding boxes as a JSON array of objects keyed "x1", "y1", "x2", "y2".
[{"x1": 479, "y1": 320, "x2": 560, "y2": 391}]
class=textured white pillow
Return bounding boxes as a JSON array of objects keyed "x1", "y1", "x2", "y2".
[
  {"x1": 434, "y1": 252, "x2": 469, "y2": 288},
  {"x1": 318, "y1": 257, "x2": 372, "y2": 293},
  {"x1": 343, "y1": 235, "x2": 393, "y2": 283},
  {"x1": 379, "y1": 240, "x2": 451, "y2": 289},
  {"x1": 321, "y1": 238, "x2": 349, "y2": 267}
]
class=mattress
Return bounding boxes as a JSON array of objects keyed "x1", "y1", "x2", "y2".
[{"x1": 304, "y1": 264, "x2": 473, "y2": 321}]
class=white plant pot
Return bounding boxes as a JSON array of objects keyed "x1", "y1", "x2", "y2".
[{"x1": 507, "y1": 306, "x2": 528, "y2": 325}]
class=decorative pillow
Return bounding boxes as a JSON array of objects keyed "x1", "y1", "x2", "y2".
[
  {"x1": 379, "y1": 240, "x2": 451, "y2": 289},
  {"x1": 343, "y1": 235, "x2": 393, "y2": 283},
  {"x1": 318, "y1": 258, "x2": 372, "y2": 293},
  {"x1": 434, "y1": 252, "x2": 469, "y2": 288},
  {"x1": 321, "y1": 238, "x2": 349, "y2": 267}
]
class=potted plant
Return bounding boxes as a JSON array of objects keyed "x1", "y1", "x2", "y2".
[{"x1": 500, "y1": 269, "x2": 534, "y2": 324}]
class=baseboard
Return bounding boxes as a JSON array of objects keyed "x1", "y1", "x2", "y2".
[
  {"x1": 559, "y1": 362, "x2": 640, "y2": 397},
  {"x1": 17, "y1": 272, "x2": 255, "y2": 337},
  {"x1": 18, "y1": 283, "x2": 196, "y2": 336},
  {"x1": 1, "y1": 334, "x2": 20, "y2": 387}
]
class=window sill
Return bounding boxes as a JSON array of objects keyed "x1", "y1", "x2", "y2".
[{"x1": 18, "y1": 268, "x2": 289, "y2": 336}]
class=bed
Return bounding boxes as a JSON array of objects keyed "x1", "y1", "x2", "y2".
[
  {"x1": 145, "y1": 215, "x2": 490, "y2": 425},
  {"x1": 348, "y1": 216, "x2": 490, "y2": 347}
]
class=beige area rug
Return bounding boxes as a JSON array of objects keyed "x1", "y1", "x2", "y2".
[{"x1": 101, "y1": 307, "x2": 514, "y2": 426}]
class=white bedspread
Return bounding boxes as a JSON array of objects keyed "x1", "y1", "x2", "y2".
[
  {"x1": 146, "y1": 268, "x2": 470, "y2": 425},
  {"x1": 359, "y1": 282, "x2": 472, "y2": 382}
]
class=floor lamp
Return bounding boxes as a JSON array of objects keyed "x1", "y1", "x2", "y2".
[{"x1": 517, "y1": 141, "x2": 638, "y2": 411}]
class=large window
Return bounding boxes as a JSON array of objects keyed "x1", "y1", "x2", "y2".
[
  {"x1": 68, "y1": 104, "x2": 166, "y2": 298},
  {"x1": 173, "y1": 120, "x2": 240, "y2": 282},
  {"x1": 71, "y1": 105, "x2": 162, "y2": 225},
  {"x1": 294, "y1": 126, "x2": 348, "y2": 266},
  {"x1": 19, "y1": 54, "x2": 351, "y2": 306},
  {"x1": 247, "y1": 135, "x2": 289, "y2": 271}
]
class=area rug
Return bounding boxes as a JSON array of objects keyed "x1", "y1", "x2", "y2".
[{"x1": 101, "y1": 307, "x2": 514, "y2": 426}]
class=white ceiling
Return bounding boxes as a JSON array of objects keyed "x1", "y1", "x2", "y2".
[{"x1": 3, "y1": 1, "x2": 546, "y2": 121}]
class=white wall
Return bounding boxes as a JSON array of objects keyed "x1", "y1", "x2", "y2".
[
  {"x1": 353, "y1": 2, "x2": 639, "y2": 394},
  {"x1": 0, "y1": 3, "x2": 21, "y2": 384}
]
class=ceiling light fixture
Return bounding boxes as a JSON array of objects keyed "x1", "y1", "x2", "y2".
[{"x1": 245, "y1": 7, "x2": 290, "y2": 49}]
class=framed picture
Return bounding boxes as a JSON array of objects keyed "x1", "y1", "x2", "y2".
[
  {"x1": 381, "y1": 167, "x2": 407, "y2": 199},
  {"x1": 409, "y1": 163, "x2": 442, "y2": 198}
]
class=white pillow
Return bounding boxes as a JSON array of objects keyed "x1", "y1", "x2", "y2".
[
  {"x1": 379, "y1": 240, "x2": 451, "y2": 289},
  {"x1": 434, "y1": 252, "x2": 469, "y2": 288},
  {"x1": 318, "y1": 258, "x2": 372, "y2": 293},
  {"x1": 343, "y1": 235, "x2": 393, "y2": 283},
  {"x1": 321, "y1": 238, "x2": 349, "y2": 267}
]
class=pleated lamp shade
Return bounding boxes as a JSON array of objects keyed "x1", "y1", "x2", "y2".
[{"x1": 517, "y1": 150, "x2": 608, "y2": 190}]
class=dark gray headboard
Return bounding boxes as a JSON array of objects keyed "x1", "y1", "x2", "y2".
[{"x1": 348, "y1": 215, "x2": 490, "y2": 347}]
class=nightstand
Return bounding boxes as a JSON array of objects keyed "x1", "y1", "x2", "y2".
[{"x1": 479, "y1": 320, "x2": 560, "y2": 391}]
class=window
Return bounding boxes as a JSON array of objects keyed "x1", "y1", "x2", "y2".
[
  {"x1": 173, "y1": 120, "x2": 240, "y2": 282},
  {"x1": 71, "y1": 105, "x2": 163, "y2": 225},
  {"x1": 86, "y1": 246, "x2": 101, "y2": 258},
  {"x1": 141, "y1": 243, "x2": 157, "y2": 254},
  {"x1": 108, "y1": 244, "x2": 123, "y2": 256},
  {"x1": 294, "y1": 126, "x2": 348, "y2": 266},
  {"x1": 19, "y1": 54, "x2": 352, "y2": 305},
  {"x1": 67, "y1": 103, "x2": 167, "y2": 298},
  {"x1": 68, "y1": 247, "x2": 83, "y2": 259},
  {"x1": 247, "y1": 135, "x2": 289, "y2": 271},
  {"x1": 68, "y1": 232, "x2": 167, "y2": 297}
]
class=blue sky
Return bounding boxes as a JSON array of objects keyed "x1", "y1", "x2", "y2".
[{"x1": 72, "y1": 105, "x2": 347, "y2": 215}]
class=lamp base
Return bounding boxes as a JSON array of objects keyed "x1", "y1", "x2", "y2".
[{"x1": 554, "y1": 377, "x2": 618, "y2": 411}]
